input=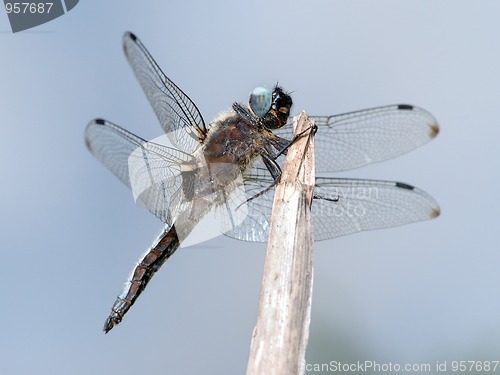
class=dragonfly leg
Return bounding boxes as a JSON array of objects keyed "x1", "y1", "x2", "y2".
[
  {"x1": 275, "y1": 123, "x2": 316, "y2": 159},
  {"x1": 242, "y1": 123, "x2": 316, "y2": 207},
  {"x1": 313, "y1": 192, "x2": 340, "y2": 202}
]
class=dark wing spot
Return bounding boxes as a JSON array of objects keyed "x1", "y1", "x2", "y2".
[
  {"x1": 397, "y1": 104, "x2": 414, "y2": 110},
  {"x1": 123, "y1": 32, "x2": 136, "y2": 57},
  {"x1": 395, "y1": 182, "x2": 415, "y2": 190},
  {"x1": 429, "y1": 122, "x2": 440, "y2": 138},
  {"x1": 430, "y1": 207, "x2": 441, "y2": 218},
  {"x1": 127, "y1": 32, "x2": 137, "y2": 41},
  {"x1": 95, "y1": 118, "x2": 106, "y2": 125},
  {"x1": 84, "y1": 137, "x2": 92, "y2": 152}
]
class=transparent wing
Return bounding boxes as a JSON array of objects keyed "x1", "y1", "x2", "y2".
[
  {"x1": 273, "y1": 104, "x2": 439, "y2": 172},
  {"x1": 223, "y1": 166, "x2": 440, "y2": 242},
  {"x1": 84, "y1": 118, "x2": 195, "y2": 225},
  {"x1": 123, "y1": 32, "x2": 207, "y2": 153},
  {"x1": 312, "y1": 177, "x2": 440, "y2": 240},
  {"x1": 221, "y1": 165, "x2": 275, "y2": 242}
]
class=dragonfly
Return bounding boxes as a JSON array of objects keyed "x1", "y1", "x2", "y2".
[{"x1": 85, "y1": 32, "x2": 440, "y2": 333}]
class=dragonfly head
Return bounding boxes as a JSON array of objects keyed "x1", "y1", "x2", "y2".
[{"x1": 248, "y1": 86, "x2": 293, "y2": 130}]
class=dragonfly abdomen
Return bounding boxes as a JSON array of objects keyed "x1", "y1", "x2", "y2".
[{"x1": 103, "y1": 225, "x2": 180, "y2": 333}]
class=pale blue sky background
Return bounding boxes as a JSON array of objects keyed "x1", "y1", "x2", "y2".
[{"x1": 1, "y1": 1, "x2": 499, "y2": 374}]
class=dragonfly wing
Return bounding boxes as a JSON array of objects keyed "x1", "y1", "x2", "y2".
[
  {"x1": 221, "y1": 165, "x2": 275, "y2": 243},
  {"x1": 274, "y1": 104, "x2": 438, "y2": 172},
  {"x1": 313, "y1": 177, "x2": 440, "y2": 240},
  {"x1": 222, "y1": 167, "x2": 439, "y2": 242},
  {"x1": 85, "y1": 118, "x2": 195, "y2": 225},
  {"x1": 123, "y1": 32, "x2": 207, "y2": 153}
]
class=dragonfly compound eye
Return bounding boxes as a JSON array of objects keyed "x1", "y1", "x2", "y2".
[{"x1": 249, "y1": 87, "x2": 273, "y2": 118}]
